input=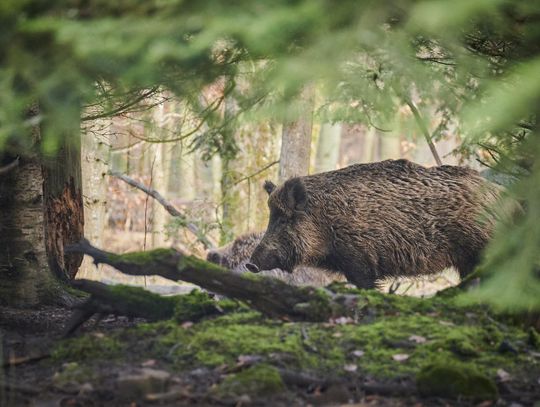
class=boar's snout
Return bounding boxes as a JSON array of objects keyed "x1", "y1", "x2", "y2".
[
  {"x1": 249, "y1": 246, "x2": 291, "y2": 273},
  {"x1": 206, "y1": 251, "x2": 229, "y2": 268},
  {"x1": 245, "y1": 263, "x2": 260, "y2": 273}
]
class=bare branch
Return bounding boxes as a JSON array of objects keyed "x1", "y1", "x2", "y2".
[
  {"x1": 404, "y1": 99, "x2": 443, "y2": 166},
  {"x1": 416, "y1": 56, "x2": 456, "y2": 66},
  {"x1": 233, "y1": 160, "x2": 280, "y2": 185},
  {"x1": 81, "y1": 87, "x2": 161, "y2": 122},
  {"x1": 109, "y1": 171, "x2": 216, "y2": 249},
  {"x1": 0, "y1": 156, "x2": 20, "y2": 176}
]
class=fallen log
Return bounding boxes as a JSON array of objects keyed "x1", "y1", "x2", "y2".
[{"x1": 66, "y1": 239, "x2": 361, "y2": 322}]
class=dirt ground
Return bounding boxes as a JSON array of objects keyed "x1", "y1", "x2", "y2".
[{"x1": 2, "y1": 285, "x2": 539, "y2": 407}]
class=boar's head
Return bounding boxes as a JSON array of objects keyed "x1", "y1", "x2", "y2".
[{"x1": 247, "y1": 178, "x2": 325, "y2": 273}]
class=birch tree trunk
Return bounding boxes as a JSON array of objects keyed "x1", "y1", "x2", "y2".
[
  {"x1": 314, "y1": 123, "x2": 342, "y2": 173},
  {"x1": 278, "y1": 87, "x2": 314, "y2": 182},
  {"x1": 0, "y1": 107, "x2": 83, "y2": 307}
]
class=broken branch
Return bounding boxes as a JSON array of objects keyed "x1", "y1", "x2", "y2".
[
  {"x1": 109, "y1": 171, "x2": 216, "y2": 249},
  {"x1": 66, "y1": 239, "x2": 361, "y2": 322},
  {"x1": 0, "y1": 156, "x2": 20, "y2": 175}
]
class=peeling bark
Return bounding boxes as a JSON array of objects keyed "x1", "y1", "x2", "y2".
[
  {"x1": 43, "y1": 147, "x2": 84, "y2": 281},
  {"x1": 43, "y1": 177, "x2": 84, "y2": 280}
]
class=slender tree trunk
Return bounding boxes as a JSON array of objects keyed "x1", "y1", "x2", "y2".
[
  {"x1": 78, "y1": 124, "x2": 110, "y2": 280},
  {"x1": 219, "y1": 91, "x2": 239, "y2": 244},
  {"x1": 314, "y1": 123, "x2": 342, "y2": 173},
  {"x1": 279, "y1": 86, "x2": 314, "y2": 182},
  {"x1": 150, "y1": 103, "x2": 172, "y2": 248},
  {"x1": 0, "y1": 107, "x2": 83, "y2": 306}
]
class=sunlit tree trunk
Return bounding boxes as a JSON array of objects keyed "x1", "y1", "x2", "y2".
[
  {"x1": 314, "y1": 123, "x2": 341, "y2": 173},
  {"x1": 78, "y1": 124, "x2": 110, "y2": 280},
  {"x1": 279, "y1": 86, "x2": 314, "y2": 182},
  {"x1": 219, "y1": 90, "x2": 239, "y2": 245},
  {"x1": 151, "y1": 104, "x2": 172, "y2": 248}
]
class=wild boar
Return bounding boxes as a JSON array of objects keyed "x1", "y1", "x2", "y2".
[
  {"x1": 206, "y1": 232, "x2": 345, "y2": 286},
  {"x1": 247, "y1": 159, "x2": 502, "y2": 289}
]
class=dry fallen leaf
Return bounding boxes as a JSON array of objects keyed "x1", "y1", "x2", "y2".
[
  {"x1": 408, "y1": 335, "x2": 427, "y2": 344},
  {"x1": 497, "y1": 368, "x2": 511, "y2": 382},
  {"x1": 142, "y1": 359, "x2": 157, "y2": 367},
  {"x1": 392, "y1": 354, "x2": 410, "y2": 362},
  {"x1": 334, "y1": 317, "x2": 354, "y2": 325}
]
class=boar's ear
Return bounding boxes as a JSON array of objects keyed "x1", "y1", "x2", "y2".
[
  {"x1": 263, "y1": 180, "x2": 276, "y2": 195},
  {"x1": 284, "y1": 178, "x2": 307, "y2": 212}
]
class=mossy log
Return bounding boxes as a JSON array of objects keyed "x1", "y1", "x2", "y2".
[{"x1": 66, "y1": 239, "x2": 361, "y2": 322}]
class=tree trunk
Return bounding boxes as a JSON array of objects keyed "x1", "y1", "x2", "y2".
[
  {"x1": 78, "y1": 124, "x2": 110, "y2": 280},
  {"x1": 219, "y1": 92, "x2": 239, "y2": 245},
  {"x1": 0, "y1": 108, "x2": 83, "y2": 307},
  {"x1": 279, "y1": 87, "x2": 314, "y2": 182},
  {"x1": 314, "y1": 123, "x2": 342, "y2": 173},
  {"x1": 42, "y1": 145, "x2": 84, "y2": 283}
]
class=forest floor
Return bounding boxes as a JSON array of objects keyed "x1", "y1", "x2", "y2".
[{"x1": 1, "y1": 284, "x2": 539, "y2": 407}]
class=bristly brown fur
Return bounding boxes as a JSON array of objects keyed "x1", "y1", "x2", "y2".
[
  {"x1": 250, "y1": 159, "x2": 503, "y2": 288},
  {"x1": 206, "y1": 232, "x2": 345, "y2": 286}
]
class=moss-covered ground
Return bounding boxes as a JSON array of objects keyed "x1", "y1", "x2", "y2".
[{"x1": 40, "y1": 285, "x2": 540, "y2": 405}]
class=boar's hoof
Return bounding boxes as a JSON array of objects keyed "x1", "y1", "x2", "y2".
[{"x1": 245, "y1": 263, "x2": 260, "y2": 273}]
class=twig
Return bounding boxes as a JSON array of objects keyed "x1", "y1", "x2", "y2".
[
  {"x1": 1, "y1": 353, "x2": 50, "y2": 368},
  {"x1": 361, "y1": 382, "x2": 417, "y2": 396},
  {"x1": 404, "y1": 99, "x2": 443, "y2": 166},
  {"x1": 81, "y1": 87, "x2": 160, "y2": 122},
  {"x1": 416, "y1": 56, "x2": 456, "y2": 66},
  {"x1": 300, "y1": 326, "x2": 318, "y2": 353},
  {"x1": 109, "y1": 171, "x2": 216, "y2": 249},
  {"x1": 0, "y1": 157, "x2": 20, "y2": 175},
  {"x1": 387, "y1": 279, "x2": 401, "y2": 295},
  {"x1": 233, "y1": 160, "x2": 279, "y2": 185},
  {"x1": 277, "y1": 369, "x2": 340, "y2": 387},
  {"x1": 0, "y1": 380, "x2": 41, "y2": 396}
]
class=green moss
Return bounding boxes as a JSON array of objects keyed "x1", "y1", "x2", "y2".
[
  {"x1": 49, "y1": 284, "x2": 533, "y2": 402},
  {"x1": 214, "y1": 364, "x2": 285, "y2": 398},
  {"x1": 293, "y1": 288, "x2": 334, "y2": 320},
  {"x1": 110, "y1": 248, "x2": 178, "y2": 265},
  {"x1": 417, "y1": 361, "x2": 498, "y2": 401},
  {"x1": 174, "y1": 289, "x2": 221, "y2": 322},
  {"x1": 444, "y1": 331, "x2": 480, "y2": 357},
  {"x1": 53, "y1": 362, "x2": 95, "y2": 386},
  {"x1": 53, "y1": 334, "x2": 121, "y2": 362},
  {"x1": 107, "y1": 284, "x2": 177, "y2": 320},
  {"x1": 177, "y1": 255, "x2": 225, "y2": 273}
]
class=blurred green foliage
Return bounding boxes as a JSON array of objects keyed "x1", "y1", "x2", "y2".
[{"x1": 1, "y1": 0, "x2": 539, "y2": 310}]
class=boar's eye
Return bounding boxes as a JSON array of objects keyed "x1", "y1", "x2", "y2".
[{"x1": 263, "y1": 180, "x2": 276, "y2": 195}]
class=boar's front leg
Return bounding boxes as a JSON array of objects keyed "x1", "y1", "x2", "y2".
[
  {"x1": 325, "y1": 253, "x2": 378, "y2": 289},
  {"x1": 343, "y1": 268, "x2": 378, "y2": 289}
]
